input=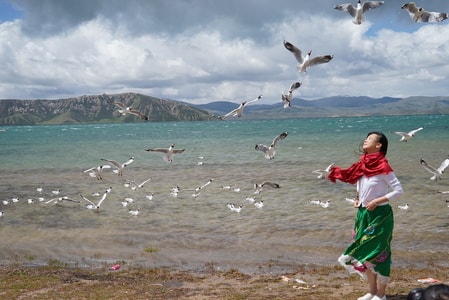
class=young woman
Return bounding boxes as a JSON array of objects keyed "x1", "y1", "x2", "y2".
[{"x1": 328, "y1": 131, "x2": 404, "y2": 300}]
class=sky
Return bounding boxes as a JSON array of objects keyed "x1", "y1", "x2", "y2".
[{"x1": 0, "y1": 0, "x2": 448, "y2": 105}]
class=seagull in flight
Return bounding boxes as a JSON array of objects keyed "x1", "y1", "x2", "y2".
[
  {"x1": 45, "y1": 196, "x2": 80, "y2": 205},
  {"x1": 113, "y1": 102, "x2": 149, "y2": 120},
  {"x1": 124, "y1": 177, "x2": 152, "y2": 190},
  {"x1": 420, "y1": 156, "x2": 449, "y2": 181},
  {"x1": 334, "y1": 0, "x2": 385, "y2": 25},
  {"x1": 83, "y1": 164, "x2": 111, "y2": 180},
  {"x1": 255, "y1": 132, "x2": 288, "y2": 160},
  {"x1": 282, "y1": 82, "x2": 302, "y2": 108},
  {"x1": 146, "y1": 144, "x2": 185, "y2": 163},
  {"x1": 401, "y1": 2, "x2": 448, "y2": 23},
  {"x1": 101, "y1": 157, "x2": 134, "y2": 176},
  {"x1": 80, "y1": 187, "x2": 112, "y2": 210},
  {"x1": 392, "y1": 127, "x2": 423, "y2": 142},
  {"x1": 312, "y1": 163, "x2": 335, "y2": 179},
  {"x1": 218, "y1": 95, "x2": 262, "y2": 119},
  {"x1": 283, "y1": 40, "x2": 333, "y2": 73},
  {"x1": 254, "y1": 181, "x2": 280, "y2": 194}
]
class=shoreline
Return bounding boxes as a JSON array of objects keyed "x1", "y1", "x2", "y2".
[{"x1": 1, "y1": 262, "x2": 448, "y2": 299}]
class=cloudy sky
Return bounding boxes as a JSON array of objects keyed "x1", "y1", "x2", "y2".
[{"x1": 0, "y1": 0, "x2": 448, "y2": 104}]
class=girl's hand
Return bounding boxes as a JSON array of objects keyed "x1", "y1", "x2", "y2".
[
  {"x1": 354, "y1": 199, "x2": 360, "y2": 208},
  {"x1": 365, "y1": 200, "x2": 378, "y2": 211}
]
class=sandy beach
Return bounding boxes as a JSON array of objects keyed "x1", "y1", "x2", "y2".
[{"x1": 1, "y1": 262, "x2": 448, "y2": 299}]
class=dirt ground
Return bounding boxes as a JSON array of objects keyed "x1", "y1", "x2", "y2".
[{"x1": 0, "y1": 263, "x2": 447, "y2": 299}]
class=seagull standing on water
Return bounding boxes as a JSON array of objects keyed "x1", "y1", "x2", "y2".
[
  {"x1": 146, "y1": 144, "x2": 185, "y2": 163},
  {"x1": 334, "y1": 0, "x2": 385, "y2": 25},
  {"x1": 255, "y1": 132, "x2": 288, "y2": 160},
  {"x1": 101, "y1": 157, "x2": 134, "y2": 176},
  {"x1": 420, "y1": 156, "x2": 449, "y2": 181},
  {"x1": 283, "y1": 40, "x2": 333, "y2": 73},
  {"x1": 218, "y1": 95, "x2": 263, "y2": 119},
  {"x1": 401, "y1": 2, "x2": 448, "y2": 23},
  {"x1": 282, "y1": 82, "x2": 302, "y2": 108},
  {"x1": 392, "y1": 127, "x2": 423, "y2": 142}
]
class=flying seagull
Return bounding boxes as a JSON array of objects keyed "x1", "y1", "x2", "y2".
[
  {"x1": 401, "y1": 2, "x2": 448, "y2": 23},
  {"x1": 312, "y1": 163, "x2": 335, "y2": 179},
  {"x1": 114, "y1": 101, "x2": 149, "y2": 120},
  {"x1": 100, "y1": 157, "x2": 134, "y2": 176},
  {"x1": 334, "y1": 0, "x2": 385, "y2": 25},
  {"x1": 83, "y1": 164, "x2": 111, "y2": 180},
  {"x1": 254, "y1": 181, "x2": 280, "y2": 194},
  {"x1": 282, "y1": 82, "x2": 302, "y2": 108},
  {"x1": 255, "y1": 132, "x2": 288, "y2": 160},
  {"x1": 392, "y1": 127, "x2": 423, "y2": 142},
  {"x1": 80, "y1": 187, "x2": 112, "y2": 210},
  {"x1": 420, "y1": 156, "x2": 449, "y2": 181},
  {"x1": 283, "y1": 40, "x2": 333, "y2": 73},
  {"x1": 218, "y1": 95, "x2": 263, "y2": 119},
  {"x1": 146, "y1": 144, "x2": 185, "y2": 163}
]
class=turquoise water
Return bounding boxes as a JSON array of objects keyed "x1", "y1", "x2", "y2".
[{"x1": 0, "y1": 115, "x2": 448, "y2": 273}]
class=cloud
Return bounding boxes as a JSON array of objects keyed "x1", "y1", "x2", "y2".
[{"x1": 0, "y1": 0, "x2": 449, "y2": 104}]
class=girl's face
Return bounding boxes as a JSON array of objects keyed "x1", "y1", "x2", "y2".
[{"x1": 363, "y1": 134, "x2": 382, "y2": 154}]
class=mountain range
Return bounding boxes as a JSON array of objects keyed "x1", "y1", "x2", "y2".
[{"x1": 0, "y1": 93, "x2": 448, "y2": 125}]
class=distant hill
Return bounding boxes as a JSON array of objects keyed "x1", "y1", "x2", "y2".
[
  {"x1": 195, "y1": 96, "x2": 449, "y2": 119},
  {"x1": 0, "y1": 93, "x2": 216, "y2": 125},
  {"x1": 0, "y1": 93, "x2": 448, "y2": 125}
]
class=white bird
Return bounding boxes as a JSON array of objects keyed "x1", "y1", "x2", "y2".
[
  {"x1": 83, "y1": 164, "x2": 111, "y2": 180},
  {"x1": 310, "y1": 200, "x2": 322, "y2": 205},
  {"x1": 51, "y1": 189, "x2": 61, "y2": 195},
  {"x1": 283, "y1": 40, "x2": 333, "y2": 73},
  {"x1": 245, "y1": 197, "x2": 256, "y2": 203},
  {"x1": 420, "y1": 156, "x2": 449, "y2": 181},
  {"x1": 221, "y1": 185, "x2": 232, "y2": 190},
  {"x1": 254, "y1": 200, "x2": 264, "y2": 209},
  {"x1": 11, "y1": 197, "x2": 19, "y2": 203},
  {"x1": 218, "y1": 95, "x2": 263, "y2": 119},
  {"x1": 2, "y1": 200, "x2": 9, "y2": 205},
  {"x1": 0, "y1": 211, "x2": 4, "y2": 217},
  {"x1": 45, "y1": 196, "x2": 80, "y2": 205},
  {"x1": 312, "y1": 163, "x2": 335, "y2": 179},
  {"x1": 125, "y1": 177, "x2": 152, "y2": 190},
  {"x1": 27, "y1": 198, "x2": 34, "y2": 204},
  {"x1": 36, "y1": 186, "x2": 43, "y2": 193},
  {"x1": 398, "y1": 203, "x2": 409, "y2": 210},
  {"x1": 401, "y1": 2, "x2": 448, "y2": 23},
  {"x1": 320, "y1": 200, "x2": 331, "y2": 208},
  {"x1": 282, "y1": 82, "x2": 302, "y2": 108},
  {"x1": 185, "y1": 179, "x2": 214, "y2": 193},
  {"x1": 114, "y1": 101, "x2": 149, "y2": 120},
  {"x1": 254, "y1": 181, "x2": 280, "y2": 194},
  {"x1": 146, "y1": 144, "x2": 185, "y2": 163},
  {"x1": 255, "y1": 132, "x2": 288, "y2": 160},
  {"x1": 392, "y1": 127, "x2": 423, "y2": 142},
  {"x1": 345, "y1": 197, "x2": 356, "y2": 204},
  {"x1": 229, "y1": 204, "x2": 243, "y2": 213},
  {"x1": 80, "y1": 187, "x2": 112, "y2": 210},
  {"x1": 129, "y1": 208, "x2": 140, "y2": 216},
  {"x1": 38, "y1": 197, "x2": 45, "y2": 202},
  {"x1": 334, "y1": 0, "x2": 385, "y2": 25},
  {"x1": 101, "y1": 157, "x2": 134, "y2": 176},
  {"x1": 146, "y1": 193, "x2": 154, "y2": 200}
]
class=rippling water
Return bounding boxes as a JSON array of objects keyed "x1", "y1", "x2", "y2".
[{"x1": 1, "y1": 115, "x2": 448, "y2": 273}]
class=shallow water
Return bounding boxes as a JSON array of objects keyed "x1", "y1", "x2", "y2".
[{"x1": 0, "y1": 115, "x2": 448, "y2": 273}]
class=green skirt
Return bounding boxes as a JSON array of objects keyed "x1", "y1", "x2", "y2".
[{"x1": 339, "y1": 205, "x2": 394, "y2": 280}]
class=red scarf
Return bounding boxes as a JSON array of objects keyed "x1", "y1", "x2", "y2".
[{"x1": 327, "y1": 152, "x2": 393, "y2": 184}]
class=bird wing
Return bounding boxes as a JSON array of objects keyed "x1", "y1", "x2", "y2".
[
  {"x1": 306, "y1": 55, "x2": 334, "y2": 68},
  {"x1": 393, "y1": 131, "x2": 407, "y2": 138},
  {"x1": 96, "y1": 190, "x2": 110, "y2": 208},
  {"x1": 283, "y1": 40, "x2": 304, "y2": 64},
  {"x1": 83, "y1": 166, "x2": 96, "y2": 173},
  {"x1": 101, "y1": 158, "x2": 121, "y2": 169},
  {"x1": 80, "y1": 194, "x2": 95, "y2": 206},
  {"x1": 420, "y1": 158, "x2": 438, "y2": 174},
  {"x1": 325, "y1": 163, "x2": 335, "y2": 172},
  {"x1": 122, "y1": 157, "x2": 134, "y2": 167},
  {"x1": 408, "y1": 127, "x2": 423, "y2": 135},
  {"x1": 272, "y1": 132, "x2": 288, "y2": 147},
  {"x1": 261, "y1": 181, "x2": 280, "y2": 188},
  {"x1": 246, "y1": 95, "x2": 263, "y2": 105},
  {"x1": 113, "y1": 102, "x2": 127, "y2": 110},
  {"x1": 146, "y1": 148, "x2": 169, "y2": 153},
  {"x1": 401, "y1": 2, "x2": 419, "y2": 15},
  {"x1": 422, "y1": 11, "x2": 448, "y2": 22},
  {"x1": 129, "y1": 109, "x2": 149, "y2": 120},
  {"x1": 334, "y1": 3, "x2": 356, "y2": 17},
  {"x1": 171, "y1": 149, "x2": 185, "y2": 154},
  {"x1": 362, "y1": 1, "x2": 384, "y2": 13},
  {"x1": 138, "y1": 178, "x2": 152, "y2": 187},
  {"x1": 289, "y1": 82, "x2": 302, "y2": 93},
  {"x1": 437, "y1": 157, "x2": 449, "y2": 173},
  {"x1": 255, "y1": 144, "x2": 269, "y2": 153},
  {"x1": 222, "y1": 104, "x2": 243, "y2": 119}
]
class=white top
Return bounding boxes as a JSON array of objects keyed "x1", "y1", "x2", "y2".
[{"x1": 357, "y1": 172, "x2": 404, "y2": 207}]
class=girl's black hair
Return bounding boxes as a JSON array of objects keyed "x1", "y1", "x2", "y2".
[{"x1": 367, "y1": 131, "x2": 388, "y2": 155}]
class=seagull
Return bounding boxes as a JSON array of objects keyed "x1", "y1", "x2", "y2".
[
  {"x1": 11, "y1": 197, "x2": 19, "y2": 203},
  {"x1": 125, "y1": 177, "x2": 152, "y2": 190},
  {"x1": 310, "y1": 200, "x2": 322, "y2": 206},
  {"x1": 320, "y1": 200, "x2": 331, "y2": 208},
  {"x1": 2, "y1": 200, "x2": 9, "y2": 205},
  {"x1": 228, "y1": 204, "x2": 243, "y2": 213},
  {"x1": 312, "y1": 163, "x2": 335, "y2": 179},
  {"x1": 0, "y1": 211, "x2": 4, "y2": 217},
  {"x1": 345, "y1": 197, "x2": 356, "y2": 204},
  {"x1": 83, "y1": 164, "x2": 111, "y2": 180},
  {"x1": 245, "y1": 196, "x2": 256, "y2": 203},
  {"x1": 282, "y1": 82, "x2": 302, "y2": 108},
  {"x1": 392, "y1": 127, "x2": 423, "y2": 142},
  {"x1": 401, "y1": 2, "x2": 448, "y2": 23},
  {"x1": 36, "y1": 186, "x2": 43, "y2": 194},
  {"x1": 420, "y1": 156, "x2": 449, "y2": 181},
  {"x1": 45, "y1": 196, "x2": 80, "y2": 205},
  {"x1": 255, "y1": 132, "x2": 288, "y2": 160},
  {"x1": 184, "y1": 179, "x2": 214, "y2": 193},
  {"x1": 101, "y1": 157, "x2": 134, "y2": 176},
  {"x1": 283, "y1": 40, "x2": 333, "y2": 73},
  {"x1": 51, "y1": 189, "x2": 61, "y2": 195},
  {"x1": 80, "y1": 187, "x2": 112, "y2": 210},
  {"x1": 114, "y1": 101, "x2": 149, "y2": 120},
  {"x1": 254, "y1": 181, "x2": 280, "y2": 194},
  {"x1": 254, "y1": 200, "x2": 264, "y2": 209},
  {"x1": 146, "y1": 193, "x2": 154, "y2": 200},
  {"x1": 334, "y1": 0, "x2": 385, "y2": 25},
  {"x1": 27, "y1": 198, "x2": 34, "y2": 204},
  {"x1": 398, "y1": 203, "x2": 409, "y2": 210},
  {"x1": 218, "y1": 95, "x2": 263, "y2": 119},
  {"x1": 129, "y1": 208, "x2": 140, "y2": 216},
  {"x1": 146, "y1": 144, "x2": 185, "y2": 163}
]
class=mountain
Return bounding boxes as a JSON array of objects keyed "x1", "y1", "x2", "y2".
[
  {"x1": 0, "y1": 93, "x2": 216, "y2": 125},
  {"x1": 195, "y1": 96, "x2": 449, "y2": 119},
  {"x1": 1, "y1": 93, "x2": 448, "y2": 125}
]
